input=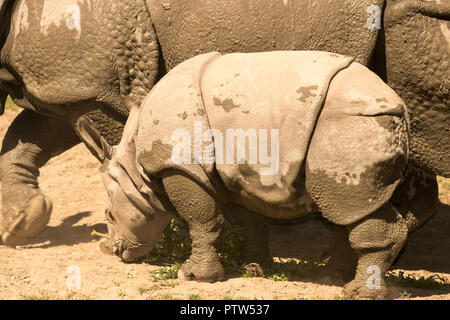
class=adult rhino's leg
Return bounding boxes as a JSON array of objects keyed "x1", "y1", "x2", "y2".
[
  {"x1": 224, "y1": 204, "x2": 272, "y2": 274},
  {"x1": 161, "y1": 169, "x2": 224, "y2": 282},
  {"x1": 392, "y1": 164, "x2": 439, "y2": 232},
  {"x1": 1, "y1": 110, "x2": 80, "y2": 246}
]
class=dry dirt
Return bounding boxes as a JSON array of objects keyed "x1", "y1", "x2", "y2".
[{"x1": 0, "y1": 108, "x2": 449, "y2": 300}]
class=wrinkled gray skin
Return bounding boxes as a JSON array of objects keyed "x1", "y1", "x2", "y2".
[{"x1": 0, "y1": 0, "x2": 448, "y2": 287}]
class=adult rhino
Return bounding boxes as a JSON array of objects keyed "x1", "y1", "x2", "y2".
[{"x1": 0, "y1": 0, "x2": 448, "y2": 275}]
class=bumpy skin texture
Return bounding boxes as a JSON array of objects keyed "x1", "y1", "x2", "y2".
[
  {"x1": 148, "y1": 0, "x2": 383, "y2": 69},
  {"x1": 104, "y1": 52, "x2": 411, "y2": 298},
  {"x1": 384, "y1": 0, "x2": 449, "y2": 177},
  {"x1": 2, "y1": 0, "x2": 159, "y2": 141},
  {"x1": 0, "y1": 0, "x2": 159, "y2": 245}
]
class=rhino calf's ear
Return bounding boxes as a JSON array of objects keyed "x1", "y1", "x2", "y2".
[{"x1": 76, "y1": 116, "x2": 112, "y2": 162}]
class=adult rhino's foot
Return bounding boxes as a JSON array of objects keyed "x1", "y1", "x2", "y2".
[
  {"x1": 1, "y1": 190, "x2": 52, "y2": 246},
  {"x1": 178, "y1": 258, "x2": 224, "y2": 283}
]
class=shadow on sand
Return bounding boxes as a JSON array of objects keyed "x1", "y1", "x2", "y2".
[{"x1": 3, "y1": 211, "x2": 109, "y2": 249}]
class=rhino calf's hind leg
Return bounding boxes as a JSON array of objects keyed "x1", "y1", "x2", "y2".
[
  {"x1": 1, "y1": 110, "x2": 80, "y2": 246},
  {"x1": 224, "y1": 204, "x2": 272, "y2": 274},
  {"x1": 345, "y1": 204, "x2": 407, "y2": 299},
  {"x1": 314, "y1": 225, "x2": 357, "y2": 284},
  {"x1": 161, "y1": 169, "x2": 225, "y2": 282},
  {"x1": 392, "y1": 164, "x2": 439, "y2": 232}
]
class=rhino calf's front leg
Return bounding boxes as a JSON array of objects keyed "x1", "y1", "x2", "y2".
[
  {"x1": 1, "y1": 110, "x2": 80, "y2": 245},
  {"x1": 161, "y1": 169, "x2": 225, "y2": 282}
]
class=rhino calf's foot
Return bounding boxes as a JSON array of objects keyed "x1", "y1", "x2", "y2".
[
  {"x1": 178, "y1": 249, "x2": 225, "y2": 282},
  {"x1": 1, "y1": 190, "x2": 52, "y2": 246},
  {"x1": 344, "y1": 203, "x2": 408, "y2": 300}
]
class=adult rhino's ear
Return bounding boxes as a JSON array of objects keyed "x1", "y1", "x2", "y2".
[{"x1": 76, "y1": 116, "x2": 113, "y2": 162}]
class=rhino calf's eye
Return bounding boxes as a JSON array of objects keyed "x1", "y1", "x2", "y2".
[{"x1": 105, "y1": 209, "x2": 115, "y2": 223}]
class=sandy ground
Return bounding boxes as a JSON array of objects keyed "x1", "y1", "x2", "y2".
[{"x1": 0, "y1": 108, "x2": 449, "y2": 300}]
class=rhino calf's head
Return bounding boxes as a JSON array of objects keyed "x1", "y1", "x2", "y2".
[{"x1": 100, "y1": 158, "x2": 174, "y2": 262}]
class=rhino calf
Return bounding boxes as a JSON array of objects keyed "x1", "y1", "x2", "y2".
[{"x1": 100, "y1": 51, "x2": 411, "y2": 299}]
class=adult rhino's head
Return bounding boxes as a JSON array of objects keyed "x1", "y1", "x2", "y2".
[
  {"x1": 0, "y1": 0, "x2": 15, "y2": 115},
  {"x1": 384, "y1": 0, "x2": 449, "y2": 177},
  {"x1": 99, "y1": 151, "x2": 174, "y2": 262}
]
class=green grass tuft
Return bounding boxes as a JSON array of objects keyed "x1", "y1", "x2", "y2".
[
  {"x1": 149, "y1": 263, "x2": 182, "y2": 281},
  {"x1": 144, "y1": 218, "x2": 191, "y2": 265},
  {"x1": 143, "y1": 217, "x2": 246, "y2": 275},
  {"x1": 21, "y1": 290, "x2": 50, "y2": 300},
  {"x1": 4, "y1": 96, "x2": 19, "y2": 111}
]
